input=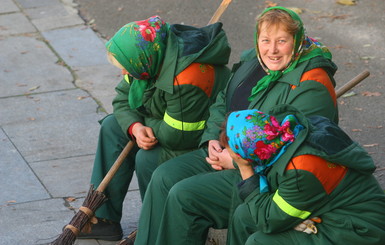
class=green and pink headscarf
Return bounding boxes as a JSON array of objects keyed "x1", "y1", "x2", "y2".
[
  {"x1": 106, "y1": 16, "x2": 170, "y2": 109},
  {"x1": 226, "y1": 109, "x2": 304, "y2": 192}
]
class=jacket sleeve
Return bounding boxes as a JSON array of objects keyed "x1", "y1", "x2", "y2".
[
  {"x1": 112, "y1": 77, "x2": 144, "y2": 136},
  {"x1": 198, "y1": 89, "x2": 227, "y2": 146},
  {"x1": 243, "y1": 155, "x2": 345, "y2": 234}
]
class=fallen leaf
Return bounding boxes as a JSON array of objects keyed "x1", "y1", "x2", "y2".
[
  {"x1": 16, "y1": 83, "x2": 27, "y2": 87},
  {"x1": 7, "y1": 200, "x2": 17, "y2": 203},
  {"x1": 362, "y1": 91, "x2": 381, "y2": 97},
  {"x1": 352, "y1": 129, "x2": 362, "y2": 132},
  {"x1": 28, "y1": 117, "x2": 36, "y2": 121},
  {"x1": 66, "y1": 197, "x2": 76, "y2": 202},
  {"x1": 341, "y1": 91, "x2": 356, "y2": 97},
  {"x1": 56, "y1": 60, "x2": 65, "y2": 66},
  {"x1": 368, "y1": 125, "x2": 383, "y2": 129},
  {"x1": 29, "y1": 86, "x2": 40, "y2": 91},
  {"x1": 117, "y1": 6, "x2": 124, "y2": 11},
  {"x1": 265, "y1": 1, "x2": 278, "y2": 7},
  {"x1": 287, "y1": 7, "x2": 303, "y2": 14},
  {"x1": 337, "y1": 0, "x2": 356, "y2": 5},
  {"x1": 363, "y1": 143, "x2": 379, "y2": 147},
  {"x1": 318, "y1": 14, "x2": 350, "y2": 21},
  {"x1": 354, "y1": 107, "x2": 363, "y2": 111},
  {"x1": 20, "y1": 51, "x2": 28, "y2": 54},
  {"x1": 77, "y1": 96, "x2": 89, "y2": 100},
  {"x1": 360, "y1": 56, "x2": 375, "y2": 60}
]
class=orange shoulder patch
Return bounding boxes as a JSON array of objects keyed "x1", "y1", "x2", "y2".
[
  {"x1": 291, "y1": 68, "x2": 337, "y2": 105},
  {"x1": 286, "y1": 155, "x2": 347, "y2": 194},
  {"x1": 174, "y1": 63, "x2": 215, "y2": 97}
]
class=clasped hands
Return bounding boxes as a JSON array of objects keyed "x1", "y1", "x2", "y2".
[
  {"x1": 206, "y1": 140, "x2": 235, "y2": 170},
  {"x1": 132, "y1": 123, "x2": 158, "y2": 150}
]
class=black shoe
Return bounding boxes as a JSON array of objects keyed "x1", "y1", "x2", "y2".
[{"x1": 77, "y1": 217, "x2": 123, "y2": 241}]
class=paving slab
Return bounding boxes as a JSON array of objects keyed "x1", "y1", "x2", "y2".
[
  {"x1": 0, "y1": 198, "x2": 75, "y2": 245},
  {"x1": 30, "y1": 155, "x2": 95, "y2": 198},
  {"x1": 0, "y1": 0, "x2": 19, "y2": 13},
  {"x1": 74, "y1": 64, "x2": 120, "y2": 114},
  {"x1": 0, "y1": 89, "x2": 105, "y2": 163},
  {"x1": 42, "y1": 26, "x2": 109, "y2": 67},
  {"x1": 25, "y1": 4, "x2": 84, "y2": 31},
  {"x1": 0, "y1": 12, "x2": 36, "y2": 36},
  {"x1": 15, "y1": 0, "x2": 61, "y2": 9},
  {"x1": 0, "y1": 35, "x2": 74, "y2": 98},
  {"x1": 0, "y1": 128, "x2": 49, "y2": 205}
]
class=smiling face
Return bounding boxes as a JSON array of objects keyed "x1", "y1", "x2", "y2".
[{"x1": 257, "y1": 23, "x2": 294, "y2": 71}]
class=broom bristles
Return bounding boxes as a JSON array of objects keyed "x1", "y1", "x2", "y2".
[{"x1": 50, "y1": 185, "x2": 108, "y2": 245}]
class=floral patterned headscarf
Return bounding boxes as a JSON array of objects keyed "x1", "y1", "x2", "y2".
[
  {"x1": 106, "y1": 16, "x2": 170, "y2": 109},
  {"x1": 226, "y1": 109, "x2": 304, "y2": 192},
  {"x1": 249, "y1": 6, "x2": 332, "y2": 101}
]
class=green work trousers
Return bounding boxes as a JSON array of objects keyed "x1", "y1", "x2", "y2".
[
  {"x1": 91, "y1": 114, "x2": 159, "y2": 222},
  {"x1": 135, "y1": 148, "x2": 243, "y2": 245}
]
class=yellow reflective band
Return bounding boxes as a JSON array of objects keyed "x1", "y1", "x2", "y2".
[
  {"x1": 273, "y1": 190, "x2": 311, "y2": 219},
  {"x1": 163, "y1": 112, "x2": 206, "y2": 131},
  {"x1": 124, "y1": 74, "x2": 130, "y2": 84}
]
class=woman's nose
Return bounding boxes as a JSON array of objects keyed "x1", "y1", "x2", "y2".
[{"x1": 270, "y1": 42, "x2": 278, "y2": 53}]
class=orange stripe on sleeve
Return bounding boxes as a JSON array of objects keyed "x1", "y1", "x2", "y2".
[
  {"x1": 291, "y1": 68, "x2": 337, "y2": 105},
  {"x1": 174, "y1": 63, "x2": 215, "y2": 97},
  {"x1": 286, "y1": 155, "x2": 347, "y2": 194}
]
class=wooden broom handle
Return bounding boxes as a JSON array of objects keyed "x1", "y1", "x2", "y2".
[
  {"x1": 208, "y1": 0, "x2": 233, "y2": 25},
  {"x1": 96, "y1": 141, "x2": 135, "y2": 192},
  {"x1": 336, "y1": 70, "x2": 370, "y2": 98}
]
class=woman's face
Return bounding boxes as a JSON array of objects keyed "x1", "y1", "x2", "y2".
[
  {"x1": 107, "y1": 52, "x2": 131, "y2": 75},
  {"x1": 258, "y1": 23, "x2": 294, "y2": 71}
]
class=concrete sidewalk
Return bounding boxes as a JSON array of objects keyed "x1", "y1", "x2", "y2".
[{"x1": 0, "y1": 0, "x2": 140, "y2": 244}]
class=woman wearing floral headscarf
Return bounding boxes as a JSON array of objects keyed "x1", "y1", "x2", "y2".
[
  {"x1": 221, "y1": 106, "x2": 385, "y2": 245},
  {"x1": 135, "y1": 6, "x2": 340, "y2": 245},
  {"x1": 78, "y1": 16, "x2": 231, "y2": 241}
]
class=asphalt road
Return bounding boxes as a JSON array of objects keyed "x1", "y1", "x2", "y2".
[{"x1": 73, "y1": 0, "x2": 385, "y2": 187}]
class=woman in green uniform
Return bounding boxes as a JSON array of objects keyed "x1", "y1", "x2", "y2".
[
  {"x1": 220, "y1": 106, "x2": 385, "y2": 245},
  {"x1": 78, "y1": 15, "x2": 231, "y2": 241}
]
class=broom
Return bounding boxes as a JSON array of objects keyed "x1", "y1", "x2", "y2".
[
  {"x1": 51, "y1": 141, "x2": 135, "y2": 245},
  {"x1": 50, "y1": 1, "x2": 233, "y2": 244}
]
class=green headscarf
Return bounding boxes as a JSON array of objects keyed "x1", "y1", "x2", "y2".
[
  {"x1": 106, "y1": 16, "x2": 170, "y2": 109},
  {"x1": 249, "y1": 6, "x2": 332, "y2": 101}
]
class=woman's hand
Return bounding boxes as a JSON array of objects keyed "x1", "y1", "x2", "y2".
[
  {"x1": 206, "y1": 140, "x2": 235, "y2": 170},
  {"x1": 132, "y1": 123, "x2": 158, "y2": 150}
]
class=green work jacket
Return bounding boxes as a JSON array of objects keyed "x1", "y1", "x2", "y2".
[
  {"x1": 200, "y1": 48, "x2": 338, "y2": 146},
  {"x1": 113, "y1": 23, "x2": 231, "y2": 162}
]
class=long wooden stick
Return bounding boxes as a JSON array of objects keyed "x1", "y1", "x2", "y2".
[
  {"x1": 96, "y1": 141, "x2": 135, "y2": 192},
  {"x1": 336, "y1": 69, "x2": 370, "y2": 98},
  {"x1": 208, "y1": 0, "x2": 233, "y2": 25}
]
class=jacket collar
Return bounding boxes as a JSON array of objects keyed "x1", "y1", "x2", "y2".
[{"x1": 155, "y1": 30, "x2": 178, "y2": 94}]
